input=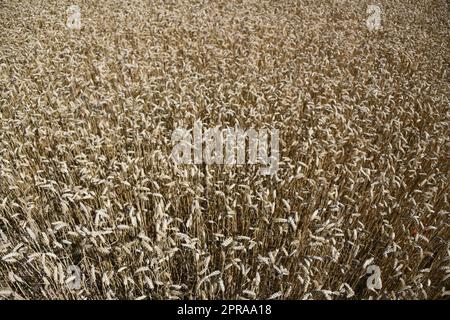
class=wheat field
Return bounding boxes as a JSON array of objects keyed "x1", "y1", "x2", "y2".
[{"x1": 0, "y1": 0, "x2": 449, "y2": 300}]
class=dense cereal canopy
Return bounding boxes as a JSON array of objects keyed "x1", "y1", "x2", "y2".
[{"x1": 0, "y1": 0, "x2": 449, "y2": 299}]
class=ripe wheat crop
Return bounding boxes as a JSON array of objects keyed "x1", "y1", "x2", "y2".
[{"x1": 0, "y1": 0, "x2": 449, "y2": 300}]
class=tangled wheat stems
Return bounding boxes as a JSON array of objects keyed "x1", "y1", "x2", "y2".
[{"x1": 0, "y1": 0, "x2": 449, "y2": 299}]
